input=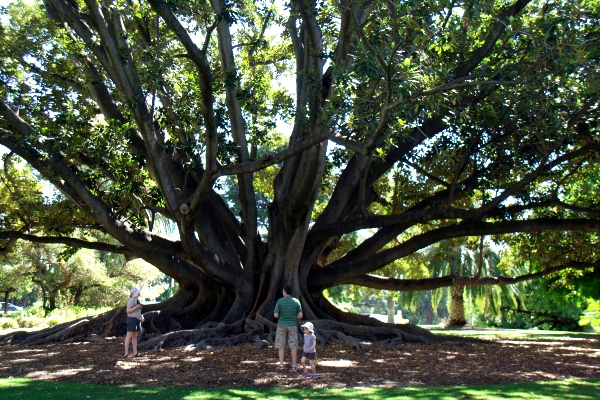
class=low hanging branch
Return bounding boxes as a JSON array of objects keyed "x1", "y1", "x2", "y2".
[{"x1": 345, "y1": 260, "x2": 600, "y2": 292}]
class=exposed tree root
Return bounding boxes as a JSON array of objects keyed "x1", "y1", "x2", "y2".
[
  {"x1": 0, "y1": 305, "x2": 443, "y2": 351},
  {"x1": 195, "y1": 332, "x2": 252, "y2": 350},
  {"x1": 313, "y1": 319, "x2": 440, "y2": 348},
  {"x1": 0, "y1": 310, "x2": 120, "y2": 346},
  {"x1": 140, "y1": 316, "x2": 267, "y2": 351},
  {"x1": 317, "y1": 329, "x2": 363, "y2": 349},
  {"x1": 22, "y1": 319, "x2": 91, "y2": 345}
]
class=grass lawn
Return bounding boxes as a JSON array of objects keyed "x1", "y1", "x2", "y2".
[
  {"x1": 429, "y1": 327, "x2": 600, "y2": 340},
  {"x1": 1, "y1": 377, "x2": 599, "y2": 399}
]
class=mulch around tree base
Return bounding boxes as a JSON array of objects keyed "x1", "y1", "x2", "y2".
[{"x1": 0, "y1": 335, "x2": 599, "y2": 389}]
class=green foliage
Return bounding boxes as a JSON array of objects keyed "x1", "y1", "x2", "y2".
[
  {"x1": 0, "y1": 242, "x2": 36, "y2": 302},
  {"x1": 579, "y1": 300, "x2": 600, "y2": 332},
  {"x1": 219, "y1": 135, "x2": 287, "y2": 234},
  {"x1": 20, "y1": 305, "x2": 46, "y2": 319},
  {"x1": 1, "y1": 305, "x2": 113, "y2": 330},
  {"x1": 402, "y1": 289, "x2": 449, "y2": 325},
  {"x1": 155, "y1": 280, "x2": 179, "y2": 302},
  {"x1": 0, "y1": 155, "x2": 45, "y2": 232},
  {"x1": 1, "y1": 238, "x2": 168, "y2": 312},
  {"x1": 517, "y1": 277, "x2": 587, "y2": 331},
  {"x1": 500, "y1": 310, "x2": 534, "y2": 330},
  {"x1": 0, "y1": 318, "x2": 18, "y2": 329},
  {"x1": 12, "y1": 315, "x2": 41, "y2": 329},
  {"x1": 419, "y1": 239, "x2": 528, "y2": 322},
  {"x1": 473, "y1": 273, "x2": 594, "y2": 332},
  {"x1": 573, "y1": 266, "x2": 600, "y2": 300}
]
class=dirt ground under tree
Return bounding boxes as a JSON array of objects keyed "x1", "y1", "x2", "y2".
[{"x1": 1, "y1": 333, "x2": 599, "y2": 389}]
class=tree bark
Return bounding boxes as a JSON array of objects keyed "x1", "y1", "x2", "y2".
[{"x1": 447, "y1": 285, "x2": 467, "y2": 327}]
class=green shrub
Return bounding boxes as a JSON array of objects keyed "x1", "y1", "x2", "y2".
[
  {"x1": 477, "y1": 314, "x2": 501, "y2": 328},
  {"x1": 15, "y1": 316, "x2": 44, "y2": 328},
  {"x1": 499, "y1": 310, "x2": 534, "y2": 329},
  {"x1": 46, "y1": 306, "x2": 109, "y2": 321},
  {"x1": 3, "y1": 306, "x2": 112, "y2": 330},
  {"x1": 0, "y1": 318, "x2": 19, "y2": 329},
  {"x1": 23, "y1": 306, "x2": 46, "y2": 318},
  {"x1": 579, "y1": 300, "x2": 600, "y2": 332}
]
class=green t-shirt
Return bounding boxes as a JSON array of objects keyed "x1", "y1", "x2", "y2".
[{"x1": 274, "y1": 296, "x2": 302, "y2": 326}]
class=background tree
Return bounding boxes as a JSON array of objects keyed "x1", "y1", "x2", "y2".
[
  {"x1": 0, "y1": 242, "x2": 33, "y2": 313},
  {"x1": 425, "y1": 238, "x2": 518, "y2": 326},
  {"x1": 0, "y1": 0, "x2": 598, "y2": 348},
  {"x1": 0, "y1": 152, "x2": 45, "y2": 312},
  {"x1": 4, "y1": 240, "x2": 167, "y2": 312},
  {"x1": 489, "y1": 231, "x2": 600, "y2": 331}
]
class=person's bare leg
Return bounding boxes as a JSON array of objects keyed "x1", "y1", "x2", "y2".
[
  {"x1": 131, "y1": 332, "x2": 138, "y2": 355},
  {"x1": 124, "y1": 332, "x2": 131, "y2": 356},
  {"x1": 278, "y1": 348, "x2": 285, "y2": 367},
  {"x1": 291, "y1": 348, "x2": 297, "y2": 367},
  {"x1": 310, "y1": 359, "x2": 316, "y2": 375}
]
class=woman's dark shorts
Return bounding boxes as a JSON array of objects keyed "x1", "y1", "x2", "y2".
[{"x1": 127, "y1": 317, "x2": 142, "y2": 332}]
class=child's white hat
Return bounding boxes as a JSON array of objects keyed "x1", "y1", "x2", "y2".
[{"x1": 301, "y1": 321, "x2": 314, "y2": 333}]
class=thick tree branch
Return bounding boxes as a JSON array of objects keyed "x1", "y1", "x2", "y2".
[
  {"x1": 0, "y1": 102, "x2": 184, "y2": 258},
  {"x1": 50, "y1": 0, "x2": 181, "y2": 213},
  {"x1": 147, "y1": 0, "x2": 219, "y2": 217},
  {"x1": 219, "y1": 129, "x2": 333, "y2": 176},
  {"x1": 311, "y1": 218, "x2": 600, "y2": 288},
  {"x1": 451, "y1": 0, "x2": 532, "y2": 77},
  {"x1": 480, "y1": 143, "x2": 600, "y2": 213},
  {"x1": 311, "y1": 130, "x2": 599, "y2": 268},
  {"x1": 0, "y1": 231, "x2": 131, "y2": 256},
  {"x1": 207, "y1": 0, "x2": 258, "y2": 271},
  {"x1": 344, "y1": 260, "x2": 600, "y2": 292}
]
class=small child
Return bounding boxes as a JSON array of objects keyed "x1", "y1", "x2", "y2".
[{"x1": 300, "y1": 321, "x2": 317, "y2": 378}]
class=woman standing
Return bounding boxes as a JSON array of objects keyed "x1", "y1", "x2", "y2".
[{"x1": 124, "y1": 287, "x2": 144, "y2": 357}]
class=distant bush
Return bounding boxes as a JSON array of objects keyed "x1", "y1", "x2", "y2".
[
  {"x1": 0, "y1": 318, "x2": 19, "y2": 329},
  {"x1": 23, "y1": 306, "x2": 46, "y2": 318},
  {"x1": 46, "y1": 306, "x2": 110, "y2": 321},
  {"x1": 579, "y1": 300, "x2": 600, "y2": 332},
  {"x1": 0, "y1": 305, "x2": 113, "y2": 333},
  {"x1": 498, "y1": 310, "x2": 534, "y2": 330},
  {"x1": 15, "y1": 316, "x2": 43, "y2": 328}
]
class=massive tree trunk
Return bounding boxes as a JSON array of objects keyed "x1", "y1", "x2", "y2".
[{"x1": 1, "y1": 0, "x2": 599, "y2": 350}]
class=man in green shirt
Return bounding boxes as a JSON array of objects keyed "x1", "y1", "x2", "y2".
[{"x1": 274, "y1": 285, "x2": 303, "y2": 370}]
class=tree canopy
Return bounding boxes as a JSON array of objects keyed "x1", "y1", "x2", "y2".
[{"x1": 0, "y1": 0, "x2": 598, "y2": 347}]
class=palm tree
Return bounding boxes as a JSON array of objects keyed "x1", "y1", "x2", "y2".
[{"x1": 424, "y1": 237, "x2": 525, "y2": 327}]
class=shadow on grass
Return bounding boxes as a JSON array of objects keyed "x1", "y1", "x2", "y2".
[{"x1": 1, "y1": 378, "x2": 599, "y2": 399}]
